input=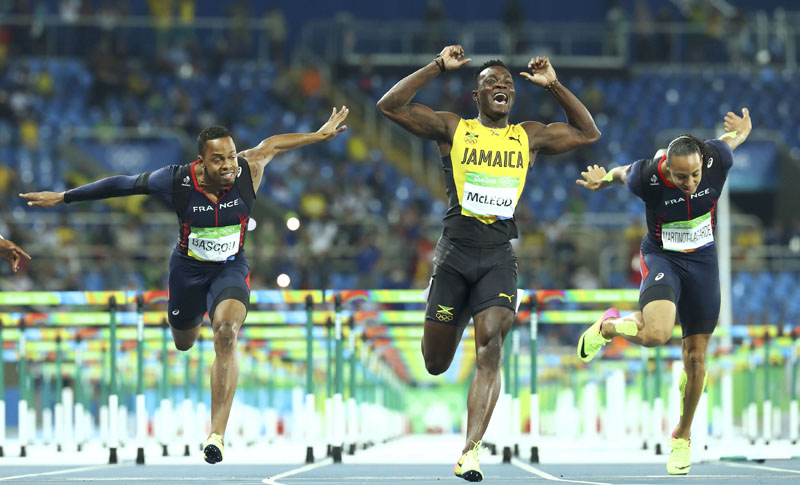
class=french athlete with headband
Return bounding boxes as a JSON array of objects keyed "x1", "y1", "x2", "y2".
[{"x1": 575, "y1": 108, "x2": 751, "y2": 475}]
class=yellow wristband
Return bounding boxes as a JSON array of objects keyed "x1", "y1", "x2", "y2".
[
  {"x1": 724, "y1": 130, "x2": 738, "y2": 138},
  {"x1": 601, "y1": 171, "x2": 614, "y2": 182}
]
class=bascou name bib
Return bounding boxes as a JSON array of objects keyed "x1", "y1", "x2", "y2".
[{"x1": 187, "y1": 224, "x2": 242, "y2": 261}]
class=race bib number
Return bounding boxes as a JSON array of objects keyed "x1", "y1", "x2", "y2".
[
  {"x1": 187, "y1": 224, "x2": 241, "y2": 261},
  {"x1": 661, "y1": 212, "x2": 714, "y2": 252},
  {"x1": 461, "y1": 172, "x2": 519, "y2": 220}
]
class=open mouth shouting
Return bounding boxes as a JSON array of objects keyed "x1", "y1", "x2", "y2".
[{"x1": 492, "y1": 92, "x2": 509, "y2": 106}]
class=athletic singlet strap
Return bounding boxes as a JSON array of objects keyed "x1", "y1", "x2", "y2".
[{"x1": 235, "y1": 157, "x2": 256, "y2": 208}]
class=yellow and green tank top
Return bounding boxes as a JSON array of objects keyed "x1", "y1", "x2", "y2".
[{"x1": 441, "y1": 118, "x2": 531, "y2": 246}]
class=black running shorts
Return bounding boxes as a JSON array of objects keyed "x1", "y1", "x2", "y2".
[
  {"x1": 638, "y1": 238, "x2": 719, "y2": 338},
  {"x1": 424, "y1": 236, "x2": 518, "y2": 327},
  {"x1": 167, "y1": 250, "x2": 251, "y2": 330}
]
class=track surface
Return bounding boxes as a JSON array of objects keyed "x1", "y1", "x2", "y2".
[{"x1": 1, "y1": 435, "x2": 798, "y2": 484}]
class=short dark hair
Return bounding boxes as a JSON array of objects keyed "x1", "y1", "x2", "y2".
[
  {"x1": 666, "y1": 134, "x2": 706, "y2": 167},
  {"x1": 197, "y1": 126, "x2": 233, "y2": 157},
  {"x1": 474, "y1": 59, "x2": 509, "y2": 87}
]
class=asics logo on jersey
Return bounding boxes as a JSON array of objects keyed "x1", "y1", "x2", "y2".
[
  {"x1": 237, "y1": 166, "x2": 242, "y2": 177},
  {"x1": 499, "y1": 292, "x2": 514, "y2": 303},
  {"x1": 172, "y1": 309, "x2": 180, "y2": 315},
  {"x1": 655, "y1": 273, "x2": 664, "y2": 281},
  {"x1": 436, "y1": 305, "x2": 454, "y2": 322},
  {"x1": 508, "y1": 135, "x2": 521, "y2": 146},
  {"x1": 707, "y1": 157, "x2": 714, "y2": 168}
]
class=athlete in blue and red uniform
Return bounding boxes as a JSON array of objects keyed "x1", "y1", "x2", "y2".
[
  {"x1": 575, "y1": 108, "x2": 751, "y2": 475},
  {"x1": 20, "y1": 106, "x2": 349, "y2": 463}
]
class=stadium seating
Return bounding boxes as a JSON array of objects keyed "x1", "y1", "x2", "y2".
[{"x1": 1, "y1": 56, "x2": 798, "y2": 325}]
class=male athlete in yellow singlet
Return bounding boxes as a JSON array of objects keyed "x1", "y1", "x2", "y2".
[{"x1": 377, "y1": 45, "x2": 600, "y2": 482}]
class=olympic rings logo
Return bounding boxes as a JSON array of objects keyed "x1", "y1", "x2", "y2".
[{"x1": 436, "y1": 313, "x2": 454, "y2": 322}]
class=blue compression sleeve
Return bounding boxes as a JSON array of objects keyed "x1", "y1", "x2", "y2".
[{"x1": 64, "y1": 173, "x2": 149, "y2": 203}]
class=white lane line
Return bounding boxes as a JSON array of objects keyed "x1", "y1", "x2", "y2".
[
  {"x1": 616, "y1": 475, "x2": 758, "y2": 479},
  {"x1": 720, "y1": 461, "x2": 800, "y2": 474},
  {"x1": 0, "y1": 465, "x2": 110, "y2": 482},
  {"x1": 510, "y1": 458, "x2": 612, "y2": 485},
  {"x1": 262, "y1": 457, "x2": 334, "y2": 485},
  {"x1": 57, "y1": 479, "x2": 253, "y2": 482}
]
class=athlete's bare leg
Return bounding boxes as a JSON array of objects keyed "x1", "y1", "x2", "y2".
[
  {"x1": 421, "y1": 319, "x2": 468, "y2": 375},
  {"x1": 209, "y1": 299, "x2": 246, "y2": 438},
  {"x1": 600, "y1": 299, "x2": 676, "y2": 347},
  {"x1": 673, "y1": 333, "x2": 711, "y2": 439},
  {"x1": 170, "y1": 325, "x2": 201, "y2": 351},
  {"x1": 462, "y1": 306, "x2": 514, "y2": 455}
]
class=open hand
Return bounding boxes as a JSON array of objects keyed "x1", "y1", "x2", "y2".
[
  {"x1": 316, "y1": 106, "x2": 349, "y2": 140},
  {"x1": 19, "y1": 191, "x2": 65, "y2": 207},
  {"x1": 520, "y1": 56, "x2": 557, "y2": 88},
  {"x1": 724, "y1": 107, "x2": 751, "y2": 136},
  {"x1": 436, "y1": 45, "x2": 472, "y2": 71},
  {"x1": 0, "y1": 239, "x2": 31, "y2": 272},
  {"x1": 576, "y1": 164, "x2": 608, "y2": 191}
]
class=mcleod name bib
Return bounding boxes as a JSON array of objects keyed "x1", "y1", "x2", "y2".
[
  {"x1": 450, "y1": 119, "x2": 530, "y2": 224},
  {"x1": 462, "y1": 172, "x2": 520, "y2": 219}
]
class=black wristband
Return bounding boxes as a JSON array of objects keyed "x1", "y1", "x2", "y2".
[{"x1": 434, "y1": 55, "x2": 446, "y2": 72}]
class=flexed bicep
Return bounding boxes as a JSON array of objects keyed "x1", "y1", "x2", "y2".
[
  {"x1": 525, "y1": 121, "x2": 596, "y2": 155},
  {"x1": 376, "y1": 47, "x2": 470, "y2": 143},
  {"x1": 378, "y1": 103, "x2": 456, "y2": 142},
  {"x1": 520, "y1": 68, "x2": 600, "y2": 155}
]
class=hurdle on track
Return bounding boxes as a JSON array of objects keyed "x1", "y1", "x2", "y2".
[{"x1": 0, "y1": 289, "x2": 797, "y2": 464}]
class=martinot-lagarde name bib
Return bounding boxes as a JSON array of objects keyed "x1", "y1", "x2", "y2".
[{"x1": 661, "y1": 212, "x2": 714, "y2": 252}]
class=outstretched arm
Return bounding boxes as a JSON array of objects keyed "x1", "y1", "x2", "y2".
[
  {"x1": 20, "y1": 173, "x2": 151, "y2": 207},
  {"x1": 719, "y1": 107, "x2": 751, "y2": 151},
  {"x1": 520, "y1": 57, "x2": 601, "y2": 155},
  {"x1": 0, "y1": 237, "x2": 31, "y2": 273},
  {"x1": 238, "y1": 106, "x2": 349, "y2": 192},
  {"x1": 376, "y1": 45, "x2": 468, "y2": 142},
  {"x1": 576, "y1": 164, "x2": 628, "y2": 191}
]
